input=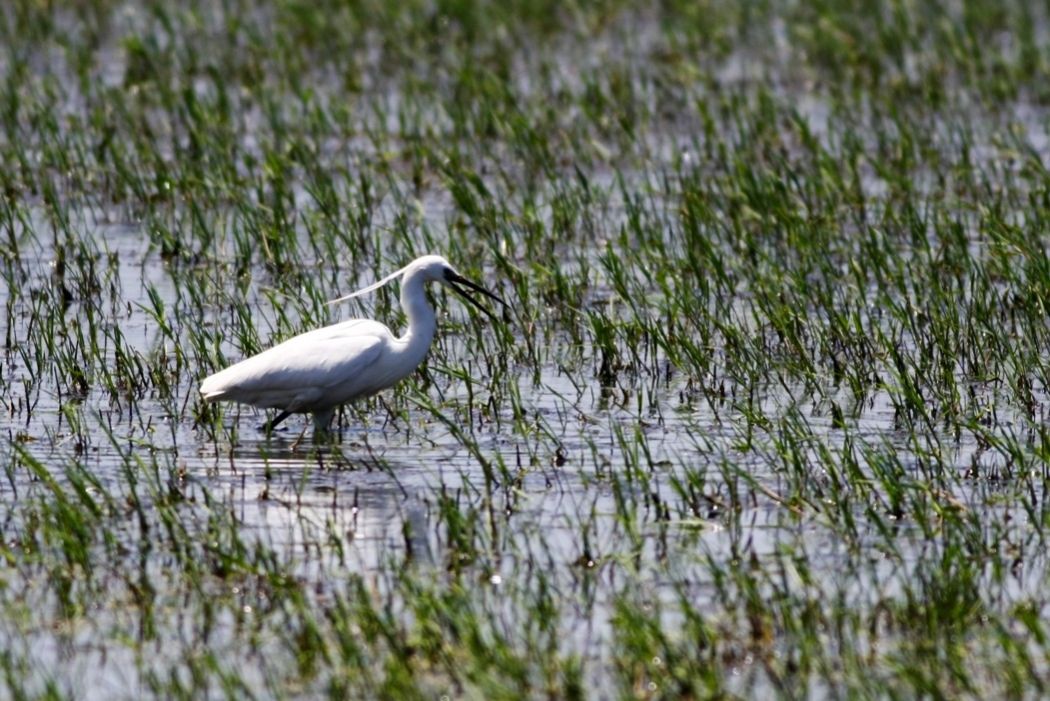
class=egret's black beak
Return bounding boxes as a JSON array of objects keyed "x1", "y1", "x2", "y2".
[{"x1": 445, "y1": 270, "x2": 506, "y2": 321}]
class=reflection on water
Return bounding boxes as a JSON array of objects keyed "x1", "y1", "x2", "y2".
[{"x1": 209, "y1": 439, "x2": 440, "y2": 571}]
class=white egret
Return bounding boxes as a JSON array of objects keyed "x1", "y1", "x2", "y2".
[{"x1": 199, "y1": 254, "x2": 504, "y2": 434}]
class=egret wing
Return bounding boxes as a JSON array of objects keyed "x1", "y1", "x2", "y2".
[{"x1": 200, "y1": 320, "x2": 390, "y2": 409}]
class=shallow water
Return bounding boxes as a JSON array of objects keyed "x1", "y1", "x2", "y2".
[
  {"x1": 4, "y1": 2, "x2": 1050, "y2": 695},
  {"x1": 2, "y1": 219, "x2": 1034, "y2": 696}
]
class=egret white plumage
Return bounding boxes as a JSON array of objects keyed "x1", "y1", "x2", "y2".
[{"x1": 199, "y1": 255, "x2": 504, "y2": 434}]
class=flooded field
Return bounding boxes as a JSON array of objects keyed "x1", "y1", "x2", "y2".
[{"x1": 3, "y1": 0, "x2": 1050, "y2": 698}]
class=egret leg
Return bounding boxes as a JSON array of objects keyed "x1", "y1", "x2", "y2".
[
  {"x1": 312, "y1": 408, "x2": 335, "y2": 437},
  {"x1": 290, "y1": 423, "x2": 310, "y2": 452},
  {"x1": 263, "y1": 410, "x2": 292, "y2": 434}
]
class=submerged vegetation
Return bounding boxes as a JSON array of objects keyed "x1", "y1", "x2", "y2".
[{"x1": 2, "y1": 0, "x2": 1050, "y2": 697}]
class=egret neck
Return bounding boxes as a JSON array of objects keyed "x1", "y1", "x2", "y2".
[{"x1": 397, "y1": 265, "x2": 439, "y2": 368}]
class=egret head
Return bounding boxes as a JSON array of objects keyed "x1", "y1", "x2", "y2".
[
  {"x1": 410, "y1": 254, "x2": 457, "y2": 281},
  {"x1": 328, "y1": 255, "x2": 506, "y2": 320}
]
